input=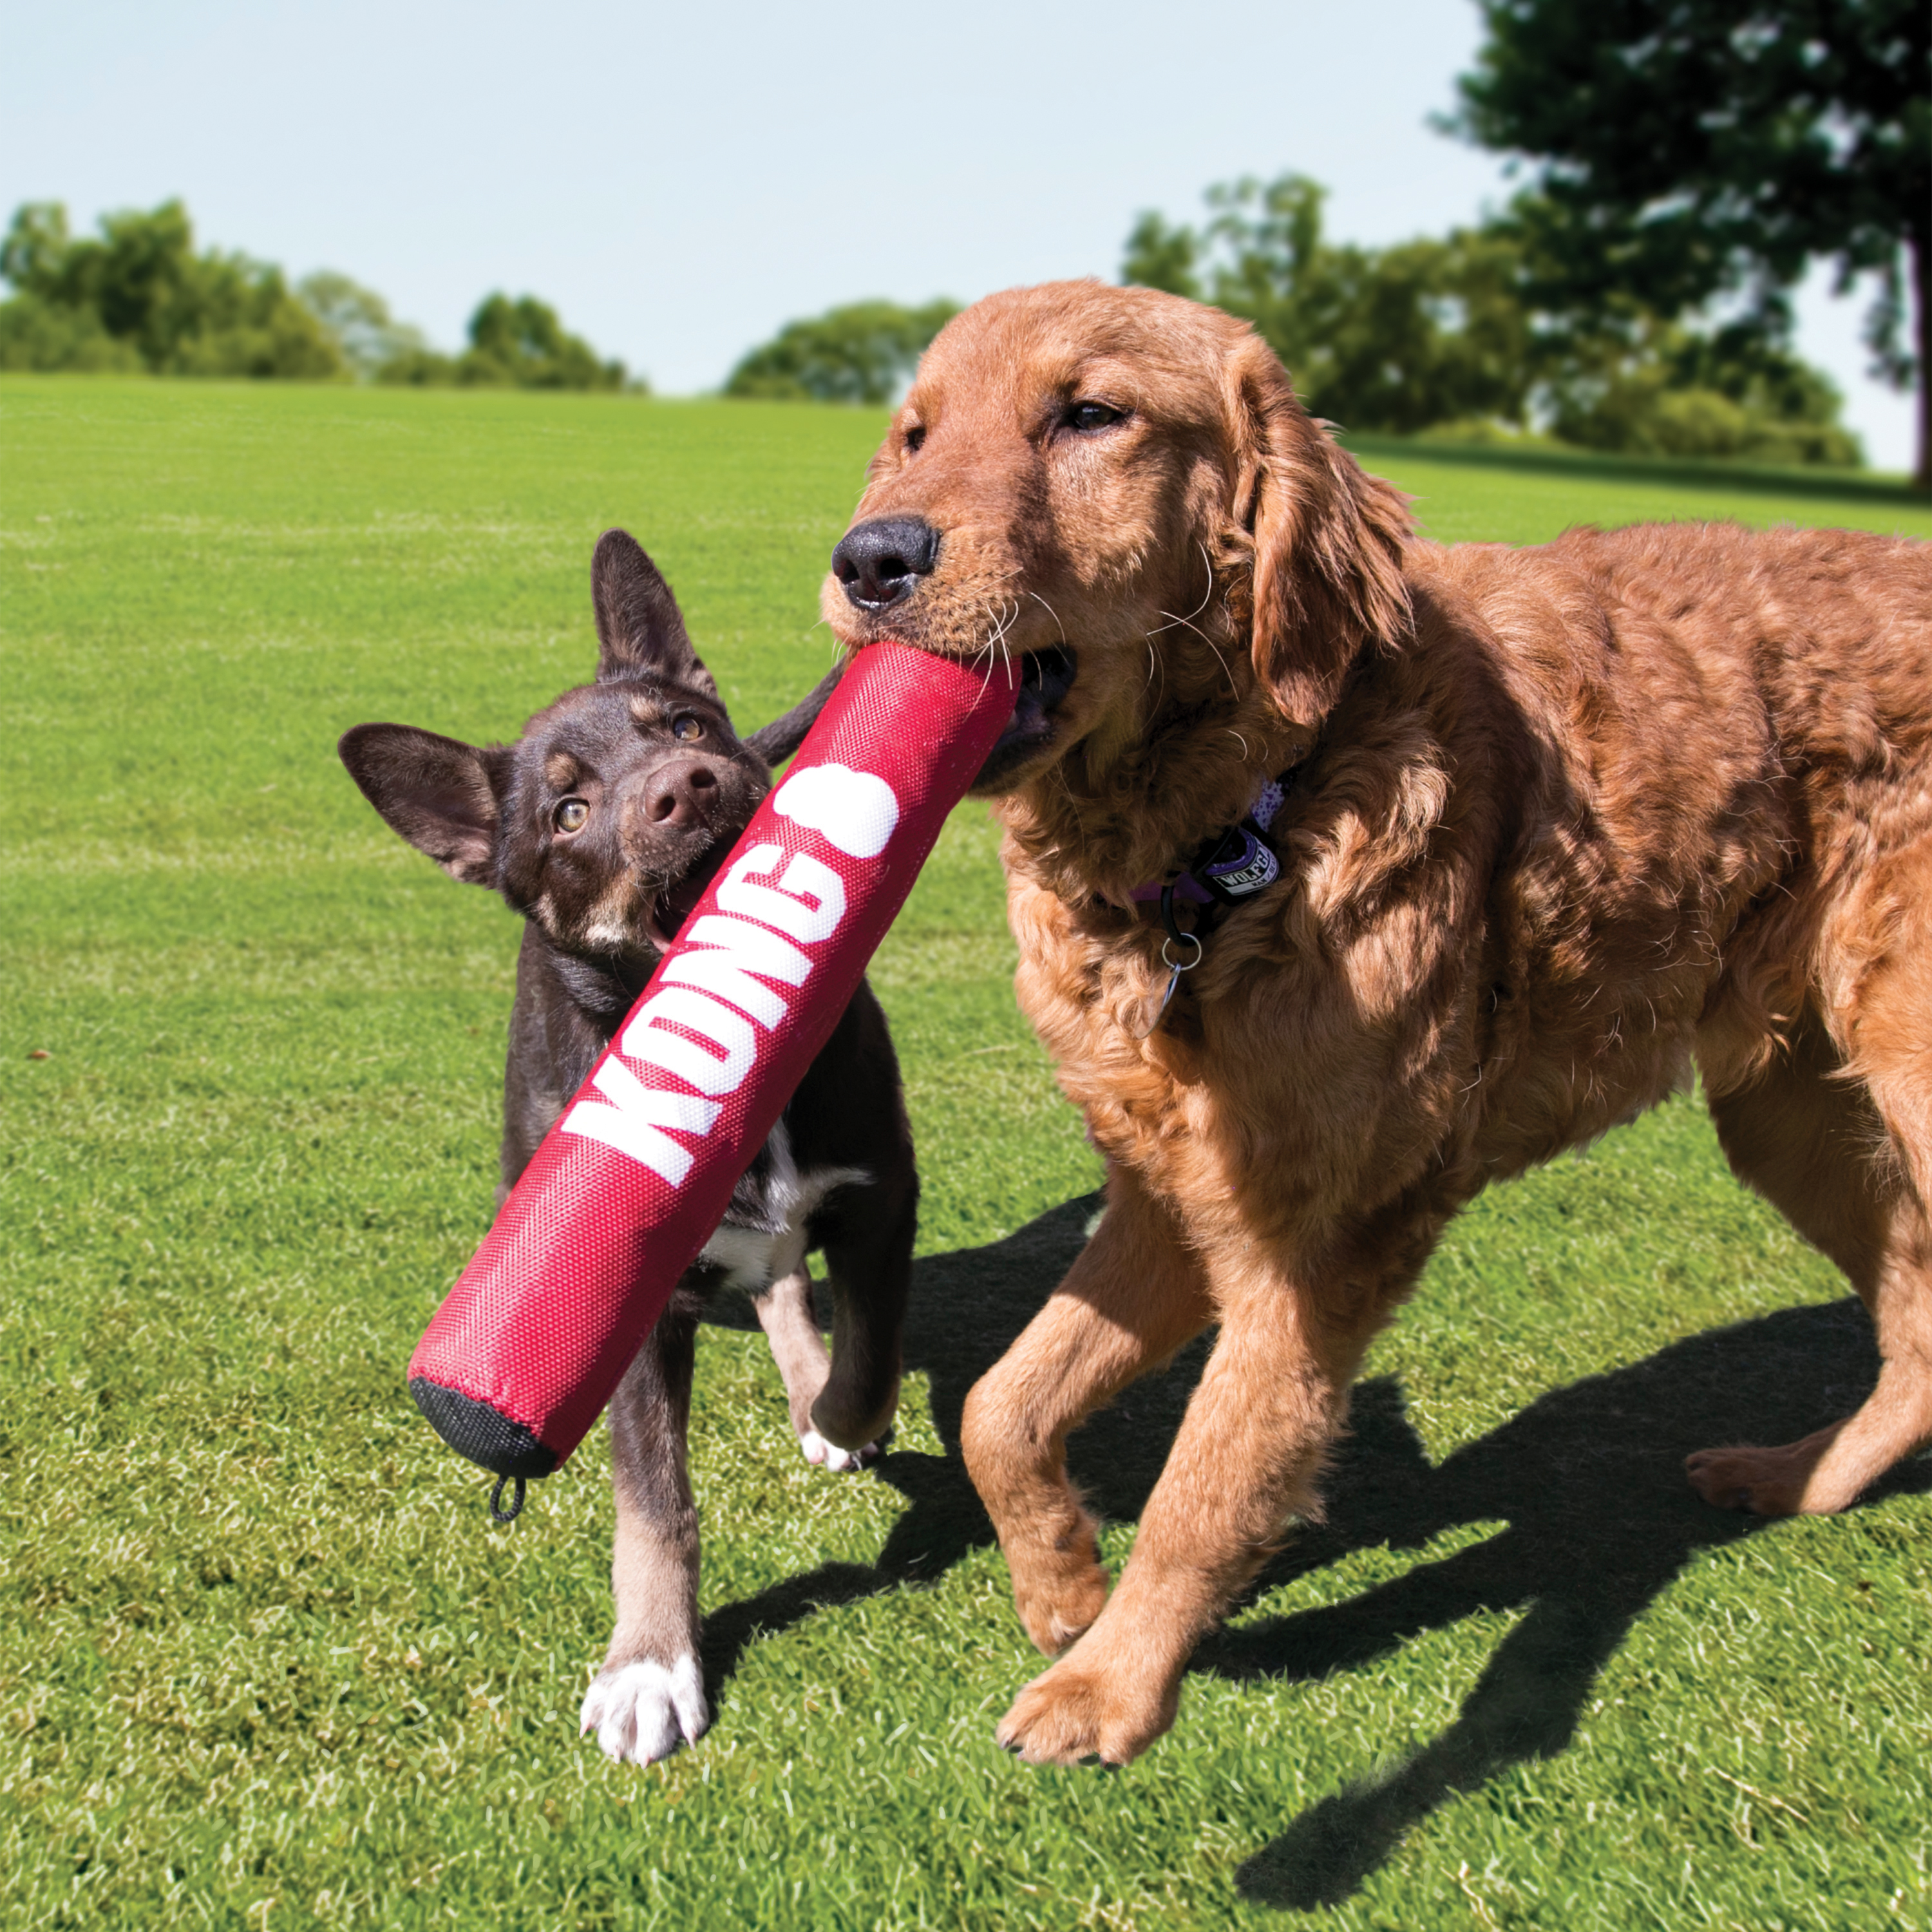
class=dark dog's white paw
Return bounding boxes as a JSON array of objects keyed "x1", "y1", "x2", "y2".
[
  {"x1": 580, "y1": 1654, "x2": 708, "y2": 1765},
  {"x1": 799, "y1": 1426, "x2": 885, "y2": 1472}
]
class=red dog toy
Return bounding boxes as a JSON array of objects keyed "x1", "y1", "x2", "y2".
[{"x1": 407, "y1": 641, "x2": 1019, "y2": 1511}]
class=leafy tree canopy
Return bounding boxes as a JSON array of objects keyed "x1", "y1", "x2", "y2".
[
  {"x1": 0, "y1": 200, "x2": 640, "y2": 393},
  {"x1": 724, "y1": 300, "x2": 960, "y2": 405},
  {"x1": 1124, "y1": 172, "x2": 1861, "y2": 468},
  {"x1": 295, "y1": 272, "x2": 430, "y2": 381},
  {"x1": 1126, "y1": 176, "x2": 1536, "y2": 438},
  {"x1": 0, "y1": 200, "x2": 344, "y2": 379},
  {"x1": 1446, "y1": 0, "x2": 1929, "y2": 481},
  {"x1": 378, "y1": 293, "x2": 637, "y2": 392}
]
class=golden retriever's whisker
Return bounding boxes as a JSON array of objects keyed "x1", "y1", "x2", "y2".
[
  {"x1": 1193, "y1": 623, "x2": 1241, "y2": 696},
  {"x1": 1144, "y1": 544, "x2": 1220, "y2": 642},
  {"x1": 967, "y1": 626, "x2": 1004, "y2": 703},
  {"x1": 1153, "y1": 607, "x2": 1242, "y2": 701},
  {"x1": 1028, "y1": 591, "x2": 1069, "y2": 647},
  {"x1": 985, "y1": 596, "x2": 1021, "y2": 656},
  {"x1": 1141, "y1": 636, "x2": 1166, "y2": 712}
]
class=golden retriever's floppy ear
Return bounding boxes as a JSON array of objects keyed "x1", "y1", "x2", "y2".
[{"x1": 1223, "y1": 332, "x2": 1412, "y2": 736}]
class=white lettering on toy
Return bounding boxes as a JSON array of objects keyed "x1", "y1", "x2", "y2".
[
  {"x1": 560, "y1": 1057, "x2": 721, "y2": 1185},
  {"x1": 658, "y1": 920, "x2": 806, "y2": 1027},
  {"x1": 559, "y1": 778, "x2": 896, "y2": 1180},
  {"x1": 714, "y1": 844, "x2": 846, "y2": 942},
  {"x1": 773, "y1": 764, "x2": 900, "y2": 859},
  {"x1": 621, "y1": 987, "x2": 759, "y2": 1096}
]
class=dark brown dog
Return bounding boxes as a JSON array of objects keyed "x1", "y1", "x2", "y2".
[
  {"x1": 822, "y1": 279, "x2": 1932, "y2": 1766},
  {"x1": 343, "y1": 530, "x2": 916, "y2": 1765}
]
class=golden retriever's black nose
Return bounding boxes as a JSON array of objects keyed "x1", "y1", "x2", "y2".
[{"x1": 831, "y1": 516, "x2": 940, "y2": 610}]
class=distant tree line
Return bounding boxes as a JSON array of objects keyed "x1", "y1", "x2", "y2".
[
  {"x1": 0, "y1": 200, "x2": 639, "y2": 392},
  {"x1": 724, "y1": 183, "x2": 1871, "y2": 470},
  {"x1": 723, "y1": 299, "x2": 959, "y2": 405},
  {"x1": 1123, "y1": 174, "x2": 1862, "y2": 468},
  {"x1": 734, "y1": 2, "x2": 1924, "y2": 480},
  {"x1": 724, "y1": 204, "x2": 1862, "y2": 470}
]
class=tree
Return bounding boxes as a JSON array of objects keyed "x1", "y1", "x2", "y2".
[
  {"x1": 375, "y1": 292, "x2": 635, "y2": 391},
  {"x1": 0, "y1": 200, "x2": 345, "y2": 379},
  {"x1": 1539, "y1": 312, "x2": 1862, "y2": 463},
  {"x1": 723, "y1": 300, "x2": 960, "y2": 404},
  {"x1": 0, "y1": 289, "x2": 141, "y2": 372},
  {"x1": 461, "y1": 294, "x2": 629, "y2": 390},
  {"x1": 296, "y1": 272, "x2": 430, "y2": 380},
  {"x1": 1448, "y1": 0, "x2": 1930, "y2": 484},
  {"x1": 0, "y1": 202, "x2": 636, "y2": 394},
  {"x1": 1128, "y1": 176, "x2": 1538, "y2": 436},
  {"x1": 1123, "y1": 172, "x2": 1861, "y2": 464}
]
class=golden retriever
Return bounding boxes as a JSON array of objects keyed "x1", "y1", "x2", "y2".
[{"x1": 821, "y1": 279, "x2": 1932, "y2": 1766}]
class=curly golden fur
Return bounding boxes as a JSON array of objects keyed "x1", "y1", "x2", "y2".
[{"x1": 822, "y1": 279, "x2": 1932, "y2": 1766}]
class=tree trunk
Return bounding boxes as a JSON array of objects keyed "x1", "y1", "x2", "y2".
[{"x1": 1915, "y1": 230, "x2": 1930, "y2": 493}]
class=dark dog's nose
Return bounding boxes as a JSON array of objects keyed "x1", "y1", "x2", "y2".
[
  {"x1": 830, "y1": 516, "x2": 940, "y2": 610},
  {"x1": 643, "y1": 758, "x2": 718, "y2": 828}
]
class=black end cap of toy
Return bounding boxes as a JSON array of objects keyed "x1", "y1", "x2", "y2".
[{"x1": 410, "y1": 1378, "x2": 558, "y2": 1480}]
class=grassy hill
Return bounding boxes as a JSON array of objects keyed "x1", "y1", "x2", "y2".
[{"x1": 4, "y1": 375, "x2": 1930, "y2": 1929}]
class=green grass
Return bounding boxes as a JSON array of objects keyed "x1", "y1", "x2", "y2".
[{"x1": 5, "y1": 374, "x2": 1932, "y2": 1931}]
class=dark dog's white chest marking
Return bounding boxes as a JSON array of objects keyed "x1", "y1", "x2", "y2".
[{"x1": 696, "y1": 1120, "x2": 869, "y2": 1293}]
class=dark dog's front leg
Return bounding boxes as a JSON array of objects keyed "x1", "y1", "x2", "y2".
[
  {"x1": 580, "y1": 1300, "x2": 709, "y2": 1765},
  {"x1": 809, "y1": 1176, "x2": 918, "y2": 1458},
  {"x1": 750, "y1": 1264, "x2": 880, "y2": 1472}
]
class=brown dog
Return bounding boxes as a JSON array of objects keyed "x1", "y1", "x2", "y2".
[{"x1": 820, "y1": 279, "x2": 1932, "y2": 1766}]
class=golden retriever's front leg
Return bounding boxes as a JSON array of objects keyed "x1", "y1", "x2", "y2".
[
  {"x1": 961, "y1": 1166, "x2": 1213, "y2": 1656},
  {"x1": 993, "y1": 1266, "x2": 1354, "y2": 1766}
]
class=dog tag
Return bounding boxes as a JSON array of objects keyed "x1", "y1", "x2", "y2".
[{"x1": 1135, "y1": 931, "x2": 1203, "y2": 1040}]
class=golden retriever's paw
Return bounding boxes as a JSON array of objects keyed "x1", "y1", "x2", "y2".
[
  {"x1": 1010, "y1": 1550, "x2": 1112, "y2": 1656},
  {"x1": 993, "y1": 1653, "x2": 1179, "y2": 1767},
  {"x1": 1685, "y1": 1443, "x2": 1818, "y2": 1515}
]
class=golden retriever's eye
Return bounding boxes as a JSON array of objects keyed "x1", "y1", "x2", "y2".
[
  {"x1": 553, "y1": 797, "x2": 589, "y2": 833},
  {"x1": 904, "y1": 423, "x2": 927, "y2": 453},
  {"x1": 1064, "y1": 401, "x2": 1125, "y2": 433},
  {"x1": 671, "y1": 715, "x2": 703, "y2": 743}
]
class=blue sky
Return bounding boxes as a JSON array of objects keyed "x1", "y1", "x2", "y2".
[{"x1": 3, "y1": 0, "x2": 1913, "y2": 468}]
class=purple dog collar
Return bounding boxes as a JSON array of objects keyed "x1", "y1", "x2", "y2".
[{"x1": 1129, "y1": 773, "x2": 1289, "y2": 911}]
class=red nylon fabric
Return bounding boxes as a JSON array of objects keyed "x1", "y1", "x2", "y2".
[{"x1": 408, "y1": 641, "x2": 1021, "y2": 1472}]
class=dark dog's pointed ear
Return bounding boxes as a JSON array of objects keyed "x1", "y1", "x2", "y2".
[
  {"x1": 591, "y1": 528, "x2": 717, "y2": 695},
  {"x1": 338, "y1": 723, "x2": 511, "y2": 886},
  {"x1": 1224, "y1": 332, "x2": 1412, "y2": 739}
]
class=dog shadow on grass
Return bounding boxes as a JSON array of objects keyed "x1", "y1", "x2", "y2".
[{"x1": 698, "y1": 1190, "x2": 1931, "y2": 1913}]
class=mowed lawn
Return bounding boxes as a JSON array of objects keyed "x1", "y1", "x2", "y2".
[{"x1": 5, "y1": 374, "x2": 1932, "y2": 1932}]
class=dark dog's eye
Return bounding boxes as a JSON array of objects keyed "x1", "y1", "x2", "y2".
[
  {"x1": 553, "y1": 797, "x2": 589, "y2": 833},
  {"x1": 1064, "y1": 401, "x2": 1125, "y2": 433},
  {"x1": 904, "y1": 423, "x2": 926, "y2": 453},
  {"x1": 671, "y1": 715, "x2": 703, "y2": 743}
]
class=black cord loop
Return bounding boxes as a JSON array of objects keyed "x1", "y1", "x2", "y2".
[{"x1": 489, "y1": 1472, "x2": 527, "y2": 1524}]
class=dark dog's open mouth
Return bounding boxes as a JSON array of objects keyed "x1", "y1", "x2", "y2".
[
  {"x1": 979, "y1": 646, "x2": 1076, "y2": 782},
  {"x1": 644, "y1": 842, "x2": 730, "y2": 952}
]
